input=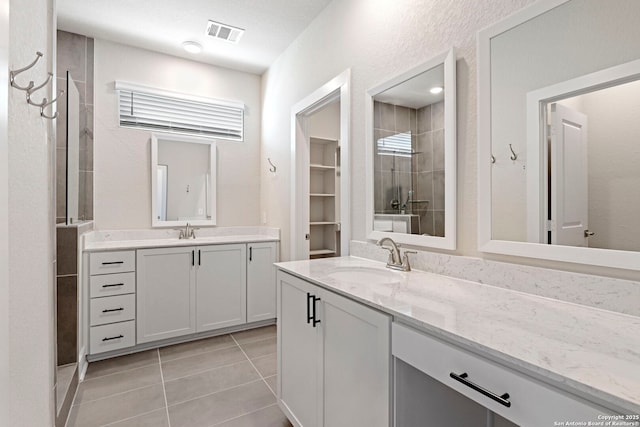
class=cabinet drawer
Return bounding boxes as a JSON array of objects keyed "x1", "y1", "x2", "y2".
[
  {"x1": 392, "y1": 323, "x2": 609, "y2": 426},
  {"x1": 90, "y1": 320, "x2": 135, "y2": 355},
  {"x1": 90, "y1": 272, "x2": 135, "y2": 297},
  {"x1": 90, "y1": 251, "x2": 135, "y2": 275},
  {"x1": 90, "y1": 294, "x2": 136, "y2": 326}
]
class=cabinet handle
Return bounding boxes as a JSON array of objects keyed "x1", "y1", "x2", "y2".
[
  {"x1": 102, "y1": 334, "x2": 124, "y2": 342},
  {"x1": 102, "y1": 307, "x2": 124, "y2": 313},
  {"x1": 249, "y1": 247, "x2": 252, "y2": 261},
  {"x1": 449, "y1": 372, "x2": 511, "y2": 408},
  {"x1": 198, "y1": 250, "x2": 201, "y2": 266},
  {"x1": 102, "y1": 283, "x2": 124, "y2": 288},
  {"x1": 312, "y1": 296, "x2": 321, "y2": 327},
  {"x1": 192, "y1": 250, "x2": 195, "y2": 266},
  {"x1": 306, "y1": 292, "x2": 313, "y2": 324},
  {"x1": 101, "y1": 261, "x2": 124, "y2": 265}
]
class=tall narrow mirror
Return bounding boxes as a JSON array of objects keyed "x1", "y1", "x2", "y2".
[
  {"x1": 151, "y1": 133, "x2": 217, "y2": 227},
  {"x1": 366, "y1": 48, "x2": 456, "y2": 250},
  {"x1": 65, "y1": 71, "x2": 80, "y2": 224}
]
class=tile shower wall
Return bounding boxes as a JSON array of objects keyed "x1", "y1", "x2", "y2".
[
  {"x1": 373, "y1": 100, "x2": 445, "y2": 236},
  {"x1": 56, "y1": 30, "x2": 94, "y2": 223}
]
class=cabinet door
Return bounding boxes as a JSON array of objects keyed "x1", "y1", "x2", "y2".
[
  {"x1": 196, "y1": 244, "x2": 246, "y2": 332},
  {"x1": 320, "y1": 287, "x2": 391, "y2": 427},
  {"x1": 247, "y1": 242, "x2": 277, "y2": 322},
  {"x1": 277, "y1": 272, "x2": 322, "y2": 427},
  {"x1": 137, "y1": 247, "x2": 195, "y2": 343}
]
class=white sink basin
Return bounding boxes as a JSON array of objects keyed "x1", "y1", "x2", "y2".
[{"x1": 326, "y1": 266, "x2": 402, "y2": 286}]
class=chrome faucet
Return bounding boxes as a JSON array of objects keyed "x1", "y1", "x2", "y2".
[
  {"x1": 176, "y1": 222, "x2": 198, "y2": 239},
  {"x1": 377, "y1": 237, "x2": 416, "y2": 271}
]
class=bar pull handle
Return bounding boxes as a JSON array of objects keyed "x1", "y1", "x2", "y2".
[
  {"x1": 102, "y1": 334, "x2": 124, "y2": 342},
  {"x1": 192, "y1": 250, "x2": 195, "y2": 266},
  {"x1": 198, "y1": 250, "x2": 201, "y2": 266},
  {"x1": 101, "y1": 261, "x2": 124, "y2": 265},
  {"x1": 312, "y1": 296, "x2": 321, "y2": 327},
  {"x1": 102, "y1": 283, "x2": 124, "y2": 288},
  {"x1": 249, "y1": 246, "x2": 252, "y2": 261},
  {"x1": 449, "y1": 372, "x2": 511, "y2": 408},
  {"x1": 306, "y1": 292, "x2": 313, "y2": 324},
  {"x1": 102, "y1": 307, "x2": 124, "y2": 313}
]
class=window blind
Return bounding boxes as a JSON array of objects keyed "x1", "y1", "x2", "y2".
[
  {"x1": 116, "y1": 81, "x2": 244, "y2": 141},
  {"x1": 376, "y1": 132, "x2": 413, "y2": 157}
]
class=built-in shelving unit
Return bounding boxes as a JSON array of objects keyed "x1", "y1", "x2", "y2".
[{"x1": 309, "y1": 137, "x2": 340, "y2": 259}]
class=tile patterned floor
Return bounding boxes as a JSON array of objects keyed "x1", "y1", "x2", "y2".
[{"x1": 66, "y1": 326, "x2": 292, "y2": 427}]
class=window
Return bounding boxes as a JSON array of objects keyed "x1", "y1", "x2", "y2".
[
  {"x1": 116, "y1": 81, "x2": 244, "y2": 141},
  {"x1": 376, "y1": 131, "x2": 413, "y2": 157}
]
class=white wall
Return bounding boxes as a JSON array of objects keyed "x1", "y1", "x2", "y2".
[
  {"x1": 261, "y1": 0, "x2": 540, "y2": 262},
  {"x1": 8, "y1": 0, "x2": 56, "y2": 424},
  {"x1": 94, "y1": 39, "x2": 261, "y2": 230},
  {"x1": 308, "y1": 100, "x2": 340, "y2": 140}
]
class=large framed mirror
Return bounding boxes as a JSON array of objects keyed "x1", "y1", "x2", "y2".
[
  {"x1": 151, "y1": 133, "x2": 217, "y2": 227},
  {"x1": 366, "y1": 48, "x2": 456, "y2": 250},
  {"x1": 478, "y1": 0, "x2": 640, "y2": 270}
]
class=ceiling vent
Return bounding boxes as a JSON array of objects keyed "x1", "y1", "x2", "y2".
[{"x1": 206, "y1": 20, "x2": 244, "y2": 44}]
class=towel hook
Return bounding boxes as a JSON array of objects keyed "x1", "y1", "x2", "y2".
[
  {"x1": 490, "y1": 154, "x2": 496, "y2": 164},
  {"x1": 40, "y1": 90, "x2": 64, "y2": 120},
  {"x1": 508, "y1": 144, "x2": 518, "y2": 161},
  {"x1": 9, "y1": 51, "x2": 43, "y2": 91},
  {"x1": 26, "y1": 72, "x2": 53, "y2": 107},
  {"x1": 268, "y1": 158, "x2": 277, "y2": 173}
]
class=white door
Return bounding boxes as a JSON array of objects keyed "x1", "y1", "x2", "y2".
[
  {"x1": 247, "y1": 242, "x2": 277, "y2": 322},
  {"x1": 550, "y1": 103, "x2": 589, "y2": 247},
  {"x1": 277, "y1": 272, "x2": 321, "y2": 427},
  {"x1": 321, "y1": 288, "x2": 390, "y2": 427},
  {"x1": 196, "y1": 244, "x2": 246, "y2": 332},
  {"x1": 136, "y1": 247, "x2": 196, "y2": 343}
]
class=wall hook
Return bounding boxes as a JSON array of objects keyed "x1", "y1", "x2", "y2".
[
  {"x1": 26, "y1": 72, "x2": 53, "y2": 107},
  {"x1": 268, "y1": 158, "x2": 277, "y2": 173},
  {"x1": 490, "y1": 154, "x2": 496, "y2": 164},
  {"x1": 508, "y1": 144, "x2": 518, "y2": 161},
  {"x1": 9, "y1": 51, "x2": 43, "y2": 91},
  {"x1": 39, "y1": 90, "x2": 64, "y2": 120}
]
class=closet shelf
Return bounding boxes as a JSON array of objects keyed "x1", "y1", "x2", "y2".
[
  {"x1": 310, "y1": 164, "x2": 335, "y2": 171},
  {"x1": 309, "y1": 249, "x2": 336, "y2": 256},
  {"x1": 310, "y1": 193, "x2": 335, "y2": 197},
  {"x1": 310, "y1": 221, "x2": 338, "y2": 226}
]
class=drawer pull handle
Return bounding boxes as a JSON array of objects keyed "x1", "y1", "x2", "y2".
[
  {"x1": 101, "y1": 261, "x2": 124, "y2": 265},
  {"x1": 102, "y1": 307, "x2": 124, "y2": 313},
  {"x1": 449, "y1": 372, "x2": 511, "y2": 408},
  {"x1": 102, "y1": 334, "x2": 124, "y2": 342},
  {"x1": 102, "y1": 283, "x2": 124, "y2": 288}
]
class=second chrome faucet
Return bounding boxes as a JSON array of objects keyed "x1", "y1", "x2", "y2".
[{"x1": 376, "y1": 237, "x2": 416, "y2": 271}]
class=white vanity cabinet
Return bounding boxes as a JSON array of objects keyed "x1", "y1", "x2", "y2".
[
  {"x1": 247, "y1": 242, "x2": 278, "y2": 322},
  {"x1": 88, "y1": 250, "x2": 137, "y2": 355},
  {"x1": 277, "y1": 271, "x2": 391, "y2": 427}
]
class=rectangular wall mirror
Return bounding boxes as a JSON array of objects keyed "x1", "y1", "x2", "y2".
[
  {"x1": 366, "y1": 48, "x2": 456, "y2": 250},
  {"x1": 151, "y1": 133, "x2": 216, "y2": 227},
  {"x1": 478, "y1": 0, "x2": 640, "y2": 270}
]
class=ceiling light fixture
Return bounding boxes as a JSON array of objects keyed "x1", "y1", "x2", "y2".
[
  {"x1": 430, "y1": 86, "x2": 443, "y2": 94},
  {"x1": 206, "y1": 20, "x2": 245, "y2": 44},
  {"x1": 182, "y1": 41, "x2": 202, "y2": 54}
]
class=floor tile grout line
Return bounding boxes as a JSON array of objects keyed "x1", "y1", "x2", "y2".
[
  {"x1": 231, "y1": 334, "x2": 277, "y2": 347},
  {"x1": 166, "y1": 377, "x2": 267, "y2": 408},
  {"x1": 99, "y1": 407, "x2": 166, "y2": 427},
  {"x1": 71, "y1": 382, "x2": 164, "y2": 407},
  {"x1": 230, "y1": 334, "x2": 276, "y2": 398},
  {"x1": 158, "y1": 349, "x2": 172, "y2": 427},
  {"x1": 208, "y1": 403, "x2": 280, "y2": 427},
  {"x1": 159, "y1": 341, "x2": 239, "y2": 364},
  {"x1": 162, "y1": 358, "x2": 257, "y2": 384},
  {"x1": 81, "y1": 359, "x2": 160, "y2": 384}
]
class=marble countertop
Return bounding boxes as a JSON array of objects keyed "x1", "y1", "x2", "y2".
[
  {"x1": 83, "y1": 227, "x2": 280, "y2": 252},
  {"x1": 275, "y1": 256, "x2": 640, "y2": 414}
]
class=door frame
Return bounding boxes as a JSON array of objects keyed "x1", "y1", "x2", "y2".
[
  {"x1": 290, "y1": 70, "x2": 351, "y2": 261},
  {"x1": 525, "y1": 58, "x2": 640, "y2": 243}
]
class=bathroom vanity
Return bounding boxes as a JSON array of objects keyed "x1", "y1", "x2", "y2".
[
  {"x1": 81, "y1": 227, "x2": 279, "y2": 367},
  {"x1": 275, "y1": 256, "x2": 639, "y2": 427}
]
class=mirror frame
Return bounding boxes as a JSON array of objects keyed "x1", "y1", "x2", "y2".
[
  {"x1": 365, "y1": 48, "x2": 457, "y2": 250},
  {"x1": 151, "y1": 133, "x2": 217, "y2": 227},
  {"x1": 477, "y1": 0, "x2": 640, "y2": 271}
]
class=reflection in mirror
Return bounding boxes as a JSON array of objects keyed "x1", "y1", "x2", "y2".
[
  {"x1": 65, "y1": 71, "x2": 80, "y2": 224},
  {"x1": 151, "y1": 134, "x2": 216, "y2": 227},
  {"x1": 478, "y1": 0, "x2": 640, "y2": 270},
  {"x1": 366, "y1": 48, "x2": 456, "y2": 250}
]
